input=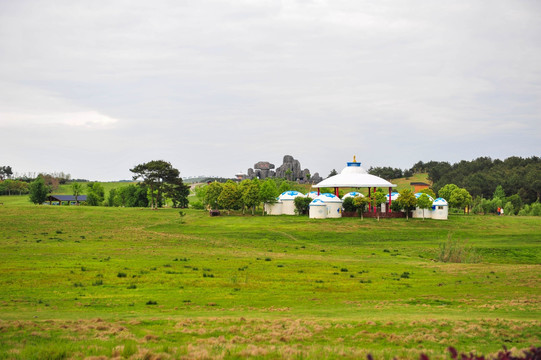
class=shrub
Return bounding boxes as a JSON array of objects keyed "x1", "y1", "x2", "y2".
[
  {"x1": 294, "y1": 196, "x2": 312, "y2": 215},
  {"x1": 117, "y1": 272, "x2": 127, "y2": 278},
  {"x1": 531, "y1": 202, "x2": 541, "y2": 216},
  {"x1": 438, "y1": 234, "x2": 481, "y2": 263},
  {"x1": 342, "y1": 197, "x2": 356, "y2": 212},
  {"x1": 503, "y1": 202, "x2": 515, "y2": 216}
]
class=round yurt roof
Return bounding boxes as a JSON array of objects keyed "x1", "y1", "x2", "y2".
[
  {"x1": 309, "y1": 198, "x2": 327, "y2": 206},
  {"x1": 385, "y1": 192, "x2": 400, "y2": 200},
  {"x1": 433, "y1": 198, "x2": 448, "y2": 206},
  {"x1": 342, "y1": 191, "x2": 364, "y2": 199},
  {"x1": 278, "y1": 191, "x2": 305, "y2": 201},
  {"x1": 415, "y1": 193, "x2": 434, "y2": 201},
  {"x1": 314, "y1": 193, "x2": 342, "y2": 203},
  {"x1": 306, "y1": 191, "x2": 319, "y2": 199},
  {"x1": 313, "y1": 160, "x2": 397, "y2": 188}
]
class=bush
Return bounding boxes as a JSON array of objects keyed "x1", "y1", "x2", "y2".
[
  {"x1": 294, "y1": 196, "x2": 312, "y2": 215},
  {"x1": 342, "y1": 197, "x2": 356, "y2": 212},
  {"x1": 503, "y1": 202, "x2": 515, "y2": 216},
  {"x1": 531, "y1": 202, "x2": 541, "y2": 216},
  {"x1": 518, "y1": 204, "x2": 531, "y2": 216},
  {"x1": 190, "y1": 200, "x2": 205, "y2": 210}
]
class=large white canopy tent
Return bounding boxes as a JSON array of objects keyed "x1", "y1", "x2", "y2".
[{"x1": 312, "y1": 158, "x2": 397, "y2": 213}]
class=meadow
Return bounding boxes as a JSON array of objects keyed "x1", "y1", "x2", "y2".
[{"x1": 0, "y1": 195, "x2": 539, "y2": 359}]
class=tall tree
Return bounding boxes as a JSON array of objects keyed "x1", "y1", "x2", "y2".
[
  {"x1": 29, "y1": 177, "x2": 49, "y2": 204},
  {"x1": 71, "y1": 182, "x2": 83, "y2": 204},
  {"x1": 205, "y1": 182, "x2": 223, "y2": 210},
  {"x1": 396, "y1": 189, "x2": 417, "y2": 220},
  {"x1": 0, "y1": 166, "x2": 13, "y2": 180},
  {"x1": 449, "y1": 188, "x2": 472, "y2": 213},
  {"x1": 416, "y1": 193, "x2": 433, "y2": 220},
  {"x1": 86, "y1": 183, "x2": 105, "y2": 206},
  {"x1": 217, "y1": 180, "x2": 241, "y2": 214},
  {"x1": 242, "y1": 179, "x2": 260, "y2": 215},
  {"x1": 164, "y1": 177, "x2": 190, "y2": 208},
  {"x1": 130, "y1": 160, "x2": 181, "y2": 209},
  {"x1": 259, "y1": 179, "x2": 278, "y2": 215},
  {"x1": 353, "y1": 196, "x2": 370, "y2": 220},
  {"x1": 438, "y1": 184, "x2": 459, "y2": 202}
]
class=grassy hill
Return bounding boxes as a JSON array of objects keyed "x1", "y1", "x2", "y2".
[{"x1": 0, "y1": 198, "x2": 539, "y2": 359}]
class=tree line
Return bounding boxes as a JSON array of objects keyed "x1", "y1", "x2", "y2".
[
  {"x1": 193, "y1": 178, "x2": 305, "y2": 215},
  {"x1": 25, "y1": 160, "x2": 190, "y2": 208}
]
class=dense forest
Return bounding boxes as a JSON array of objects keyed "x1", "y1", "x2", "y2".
[{"x1": 369, "y1": 156, "x2": 540, "y2": 205}]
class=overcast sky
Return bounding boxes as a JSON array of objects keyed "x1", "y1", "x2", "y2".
[{"x1": 1, "y1": 0, "x2": 540, "y2": 181}]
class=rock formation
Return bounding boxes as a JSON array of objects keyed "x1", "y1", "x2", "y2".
[{"x1": 242, "y1": 155, "x2": 318, "y2": 183}]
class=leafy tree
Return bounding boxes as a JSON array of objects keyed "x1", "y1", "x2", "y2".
[
  {"x1": 416, "y1": 193, "x2": 433, "y2": 220},
  {"x1": 218, "y1": 180, "x2": 241, "y2": 214},
  {"x1": 438, "y1": 184, "x2": 459, "y2": 202},
  {"x1": 29, "y1": 177, "x2": 50, "y2": 204},
  {"x1": 449, "y1": 188, "x2": 472, "y2": 213},
  {"x1": 107, "y1": 188, "x2": 117, "y2": 207},
  {"x1": 2, "y1": 179, "x2": 15, "y2": 195},
  {"x1": 86, "y1": 182, "x2": 105, "y2": 206},
  {"x1": 396, "y1": 189, "x2": 417, "y2": 220},
  {"x1": 353, "y1": 196, "x2": 370, "y2": 220},
  {"x1": 327, "y1": 169, "x2": 338, "y2": 178},
  {"x1": 164, "y1": 177, "x2": 190, "y2": 208},
  {"x1": 506, "y1": 194, "x2": 523, "y2": 212},
  {"x1": 294, "y1": 196, "x2": 312, "y2": 215},
  {"x1": 503, "y1": 202, "x2": 515, "y2": 216},
  {"x1": 342, "y1": 197, "x2": 356, "y2": 212},
  {"x1": 0, "y1": 166, "x2": 13, "y2": 180},
  {"x1": 372, "y1": 188, "x2": 387, "y2": 210},
  {"x1": 205, "y1": 182, "x2": 223, "y2": 210},
  {"x1": 259, "y1": 179, "x2": 278, "y2": 215},
  {"x1": 71, "y1": 182, "x2": 83, "y2": 204},
  {"x1": 191, "y1": 184, "x2": 207, "y2": 210},
  {"x1": 278, "y1": 180, "x2": 291, "y2": 194},
  {"x1": 242, "y1": 179, "x2": 261, "y2": 215},
  {"x1": 130, "y1": 160, "x2": 181, "y2": 209},
  {"x1": 493, "y1": 185, "x2": 506, "y2": 201},
  {"x1": 419, "y1": 188, "x2": 437, "y2": 199}
]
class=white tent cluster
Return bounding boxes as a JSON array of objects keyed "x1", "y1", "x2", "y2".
[
  {"x1": 264, "y1": 159, "x2": 448, "y2": 220},
  {"x1": 264, "y1": 190, "x2": 448, "y2": 220}
]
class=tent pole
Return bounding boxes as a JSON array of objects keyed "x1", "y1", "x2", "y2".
[
  {"x1": 388, "y1": 187, "x2": 392, "y2": 213},
  {"x1": 373, "y1": 187, "x2": 377, "y2": 214},
  {"x1": 368, "y1": 187, "x2": 371, "y2": 212}
]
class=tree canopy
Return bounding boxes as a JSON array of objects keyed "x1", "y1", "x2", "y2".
[
  {"x1": 130, "y1": 160, "x2": 184, "y2": 209},
  {"x1": 29, "y1": 177, "x2": 50, "y2": 204}
]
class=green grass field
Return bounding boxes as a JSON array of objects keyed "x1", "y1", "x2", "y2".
[{"x1": 0, "y1": 195, "x2": 539, "y2": 359}]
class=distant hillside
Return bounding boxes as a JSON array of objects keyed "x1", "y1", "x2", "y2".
[{"x1": 391, "y1": 173, "x2": 430, "y2": 192}]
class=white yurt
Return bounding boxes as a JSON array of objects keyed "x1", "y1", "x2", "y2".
[
  {"x1": 313, "y1": 193, "x2": 343, "y2": 218},
  {"x1": 306, "y1": 191, "x2": 319, "y2": 199},
  {"x1": 412, "y1": 193, "x2": 434, "y2": 218},
  {"x1": 309, "y1": 198, "x2": 328, "y2": 219},
  {"x1": 313, "y1": 159, "x2": 397, "y2": 215},
  {"x1": 432, "y1": 198, "x2": 449, "y2": 220},
  {"x1": 381, "y1": 192, "x2": 400, "y2": 213},
  {"x1": 264, "y1": 200, "x2": 283, "y2": 215},
  {"x1": 342, "y1": 191, "x2": 364, "y2": 200},
  {"x1": 278, "y1": 191, "x2": 305, "y2": 215}
]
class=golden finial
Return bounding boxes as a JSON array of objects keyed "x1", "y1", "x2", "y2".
[{"x1": 353, "y1": 155, "x2": 356, "y2": 163}]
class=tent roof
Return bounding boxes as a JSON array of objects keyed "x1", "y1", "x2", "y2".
[
  {"x1": 313, "y1": 161, "x2": 397, "y2": 188},
  {"x1": 47, "y1": 195, "x2": 87, "y2": 201}
]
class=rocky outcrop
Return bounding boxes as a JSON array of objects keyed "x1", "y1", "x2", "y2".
[
  {"x1": 252, "y1": 161, "x2": 275, "y2": 179},
  {"x1": 243, "y1": 155, "x2": 318, "y2": 183}
]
